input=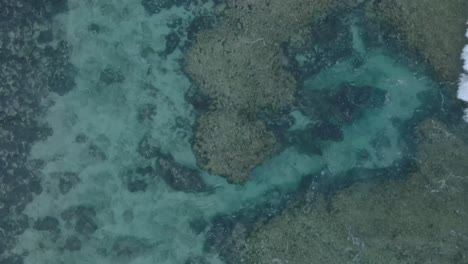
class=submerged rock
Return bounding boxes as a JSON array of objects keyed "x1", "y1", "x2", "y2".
[
  {"x1": 87, "y1": 23, "x2": 101, "y2": 34},
  {"x1": 290, "y1": 121, "x2": 343, "y2": 156},
  {"x1": 329, "y1": 82, "x2": 387, "y2": 123},
  {"x1": 74, "y1": 133, "x2": 88, "y2": 143},
  {"x1": 33, "y1": 216, "x2": 60, "y2": 233},
  {"x1": 127, "y1": 178, "x2": 148, "y2": 193},
  {"x1": 64, "y1": 236, "x2": 82, "y2": 251},
  {"x1": 0, "y1": 0, "x2": 73, "y2": 257},
  {"x1": 47, "y1": 41, "x2": 77, "y2": 96},
  {"x1": 137, "y1": 134, "x2": 161, "y2": 159},
  {"x1": 50, "y1": 171, "x2": 80, "y2": 195},
  {"x1": 0, "y1": 215, "x2": 29, "y2": 237},
  {"x1": 290, "y1": 128, "x2": 323, "y2": 156},
  {"x1": 37, "y1": 30, "x2": 53, "y2": 43},
  {"x1": 137, "y1": 103, "x2": 157, "y2": 123},
  {"x1": 189, "y1": 218, "x2": 208, "y2": 235},
  {"x1": 99, "y1": 67, "x2": 125, "y2": 85},
  {"x1": 111, "y1": 236, "x2": 152, "y2": 260},
  {"x1": 141, "y1": 0, "x2": 185, "y2": 15},
  {"x1": 140, "y1": 46, "x2": 156, "y2": 59},
  {"x1": 0, "y1": 255, "x2": 24, "y2": 264},
  {"x1": 293, "y1": 14, "x2": 353, "y2": 78},
  {"x1": 156, "y1": 154, "x2": 207, "y2": 192},
  {"x1": 301, "y1": 82, "x2": 387, "y2": 125},
  {"x1": 204, "y1": 215, "x2": 237, "y2": 253},
  {"x1": 185, "y1": 256, "x2": 209, "y2": 264},
  {"x1": 161, "y1": 32, "x2": 180, "y2": 57},
  {"x1": 61, "y1": 205, "x2": 98, "y2": 236},
  {"x1": 126, "y1": 166, "x2": 152, "y2": 193},
  {"x1": 314, "y1": 121, "x2": 344, "y2": 142},
  {"x1": 88, "y1": 143, "x2": 107, "y2": 161},
  {"x1": 186, "y1": 15, "x2": 217, "y2": 42}
]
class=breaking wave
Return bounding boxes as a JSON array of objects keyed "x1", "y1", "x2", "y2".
[{"x1": 457, "y1": 21, "x2": 468, "y2": 121}]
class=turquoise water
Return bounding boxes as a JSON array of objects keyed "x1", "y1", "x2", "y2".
[{"x1": 2, "y1": 1, "x2": 464, "y2": 264}]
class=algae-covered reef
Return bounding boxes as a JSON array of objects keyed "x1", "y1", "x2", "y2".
[
  {"x1": 232, "y1": 119, "x2": 468, "y2": 263},
  {"x1": 186, "y1": 0, "x2": 468, "y2": 184},
  {"x1": 193, "y1": 111, "x2": 277, "y2": 183},
  {"x1": 364, "y1": 0, "x2": 468, "y2": 82},
  {"x1": 186, "y1": 0, "x2": 358, "y2": 183}
]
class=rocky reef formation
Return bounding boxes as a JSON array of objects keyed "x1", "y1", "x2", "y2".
[
  {"x1": 156, "y1": 153, "x2": 208, "y2": 192},
  {"x1": 364, "y1": 0, "x2": 468, "y2": 82},
  {"x1": 136, "y1": 134, "x2": 209, "y2": 192},
  {"x1": 193, "y1": 111, "x2": 277, "y2": 184},
  {"x1": 186, "y1": 0, "x2": 358, "y2": 183},
  {"x1": 0, "y1": 0, "x2": 72, "y2": 262},
  {"x1": 230, "y1": 119, "x2": 468, "y2": 263}
]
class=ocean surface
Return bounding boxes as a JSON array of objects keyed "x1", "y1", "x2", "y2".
[{"x1": 1, "y1": 1, "x2": 467, "y2": 264}]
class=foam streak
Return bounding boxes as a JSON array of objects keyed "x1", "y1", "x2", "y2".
[{"x1": 458, "y1": 21, "x2": 468, "y2": 122}]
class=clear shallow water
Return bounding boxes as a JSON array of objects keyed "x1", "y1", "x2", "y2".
[
  {"x1": 302, "y1": 50, "x2": 436, "y2": 172},
  {"x1": 2, "y1": 1, "x2": 465, "y2": 264}
]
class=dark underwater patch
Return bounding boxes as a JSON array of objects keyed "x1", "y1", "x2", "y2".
[
  {"x1": 37, "y1": 30, "x2": 54, "y2": 43},
  {"x1": 204, "y1": 190, "x2": 291, "y2": 262},
  {"x1": 99, "y1": 67, "x2": 125, "y2": 85},
  {"x1": 124, "y1": 166, "x2": 152, "y2": 193},
  {"x1": 61, "y1": 205, "x2": 98, "y2": 236},
  {"x1": 189, "y1": 217, "x2": 208, "y2": 234},
  {"x1": 289, "y1": 15, "x2": 353, "y2": 80},
  {"x1": 46, "y1": 41, "x2": 77, "y2": 96},
  {"x1": 330, "y1": 83, "x2": 387, "y2": 123},
  {"x1": 155, "y1": 154, "x2": 208, "y2": 193},
  {"x1": 185, "y1": 256, "x2": 209, "y2": 264},
  {"x1": 159, "y1": 31, "x2": 181, "y2": 57},
  {"x1": 137, "y1": 103, "x2": 157, "y2": 124},
  {"x1": 33, "y1": 216, "x2": 60, "y2": 233},
  {"x1": 0, "y1": 255, "x2": 23, "y2": 264},
  {"x1": 87, "y1": 23, "x2": 101, "y2": 34},
  {"x1": 64, "y1": 236, "x2": 82, "y2": 251},
  {"x1": 186, "y1": 15, "x2": 217, "y2": 42},
  {"x1": 302, "y1": 158, "x2": 419, "y2": 202},
  {"x1": 110, "y1": 236, "x2": 152, "y2": 260},
  {"x1": 141, "y1": 0, "x2": 194, "y2": 15},
  {"x1": 74, "y1": 133, "x2": 88, "y2": 143},
  {"x1": 137, "y1": 134, "x2": 162, "y2": 159}
]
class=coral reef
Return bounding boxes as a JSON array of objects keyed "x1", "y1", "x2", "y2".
[
  {"x1": 232, "y1": 119, "x2": 468, "y2": 263},
  {"x1": 193, "y1": 111, "x2": 277, "y2": 184},
  {"x1": 186, "y1": 0, "x2": 358, "y2": 183},
  {"x1": 0, "y1": 0, "x2": 71, "y2": 261},
  {"x1": 364, "y1": 0, "x2": 468, "y2": 81}
]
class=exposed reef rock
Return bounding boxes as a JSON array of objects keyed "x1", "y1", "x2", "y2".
[
  {"x1": 364, "y1": 0, "x2": 468, "y2": 82},
  {"x1": 193, "y1": 111, "x2": 277, "y2": 184},
  {"x1": 230, "y1": 119, "x2": 468, "y2": 263},
  {"x1": 186, "y1": 0, "x2": 359, "y2": 183},
  {"x1": 186, "y1": 26, "x2": 296, "y2": 112}
]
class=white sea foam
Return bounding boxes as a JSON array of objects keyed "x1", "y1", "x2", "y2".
[{"x1": 458, "y1": 21, "x2": 468, "y2": 121}]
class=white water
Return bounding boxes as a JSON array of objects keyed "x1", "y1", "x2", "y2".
[{"x1": 457, "y1": 21, "x2": 468, "y2": 121}]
